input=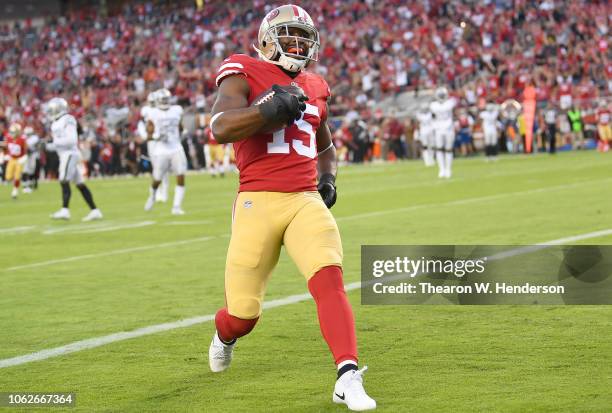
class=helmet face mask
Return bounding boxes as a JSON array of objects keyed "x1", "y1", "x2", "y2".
[
  {"x1": 275, "y1": 25, "x2": 317, "y2": 59},
  {"x1": 155, "y1": 89, "x2": 172, "y2": 110},
  {"x1": 435, "y1": 87, "x2": 449, "y2": 102},
  {"x1": 147, "y1": 92, "x2": 157, "y2": 107},
  {"x1": 46, "y1": 97, "x2": 69, "y2": 121},
  {"x1": 255, "y1": 5, "x2": 320, "y2": 73},
  {"x1": 9, "y1": 123, "x2": 22, "y2": 137}
]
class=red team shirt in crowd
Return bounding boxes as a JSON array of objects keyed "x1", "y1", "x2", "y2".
[
  {"x1": 558, "y1": 83, "x2": 572, "y2": 99},
  {"x1": 4, "y1": 135, "x2": 27, "y2": 159},
  {"x1": 215, "y1": 54, "x2": 330, "y2": 193}
]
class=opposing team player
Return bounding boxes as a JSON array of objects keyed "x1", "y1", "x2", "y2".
[
  {"x1": 46, "y1": 97, "x2": 102, "y2": 221},
  {"x1": 22, "y1": 126, "x2": 41, "y2": 193},
  {"x1": 139, "y1": 91, "x2": 169, "y2": 202},
  {"x1": 207, "y1": 5, "x2": 375, "y2": 411},
  {"x1": 415, "y1": 102, "x2": 435, "y2": 166},
  {"x1": 2, "y1": 123, "x2": 27, "y2": 199},
  {"x1": 430, "y1": 87, "x2": 456, "y2": 178},
  {"x1": 479, "y1": 103, "x2": 500, "y2": 160},
  {"x1": 144, "y1": 89, "x2": 187, "y2": 215}
]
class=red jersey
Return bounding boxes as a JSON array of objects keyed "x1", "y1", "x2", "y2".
[
  {"x1": 216, "y1": 54, "x2": 330, "y2": 192},
  {"x1": 558, "y1": 83, "x2": 572, "y2": 98},
  {"x1": 5, "y1": 135, "x2": 26, "y2": 159},
  {"x1": 597, "y1": 108, "x2": 610, "y2": 125}
]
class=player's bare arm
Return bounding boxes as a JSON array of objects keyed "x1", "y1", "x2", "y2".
[
  {"x1": 211, "y1": 76, "x2": 307, "y2": 144},
  {"x1": 316, "y1": 119, "x2": 336, "y2": 178},
  {"x1": 210, "y1": 75, "x2": 268, "y2": 143},
  {"x1": 316, "y1": 114, "x2": 338, "y2": 209},
  {"x1": 146, "y1": 120, "x2": 154, "y2": 141}
]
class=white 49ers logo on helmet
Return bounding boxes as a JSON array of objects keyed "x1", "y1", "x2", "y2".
[{"x1": 266, "y1": 9, "x2": 280, "y2": 22}]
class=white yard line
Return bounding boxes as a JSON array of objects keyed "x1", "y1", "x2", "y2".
[
  {"x1": 3, "y1": 220, "x2": 156, "y2": 236},
  {"x1": 0, "y1": 226, "x2": 37, "y2": 234},
  {"x1": 42, "y1": 221, "x2": 116, "y2": 235},
  {"x1": 4, "y1": 236, "x2": 215, "y2": 272},
  {"x1": 163, "y1": 220, "x2": 212, "y2": 226},
  {"x1": 1, "y1": 229, "x2": 611, "y2": 369},
  {"x1": 70, "y1": 221, "x2": 156, "y2": 234}
]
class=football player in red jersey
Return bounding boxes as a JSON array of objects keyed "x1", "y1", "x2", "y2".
[
  {"x1": 207, "y1": 5, "x2": 375, "y2": 411},
  {"x1": 2, "y1": 123, "x2": 28, "y2": 199}
]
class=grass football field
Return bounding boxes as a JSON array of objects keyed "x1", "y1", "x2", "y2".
[{"x1": 1, "y1": 151, "x2": 611, "y2": 412}]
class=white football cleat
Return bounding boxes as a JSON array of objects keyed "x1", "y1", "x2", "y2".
[
  {"x1": 144, "y1": 196, "x2": 155, "y2": 211},
  {"x1": 22, "y1": 187, "x2": 32, "y2": 194},
  {"x1": 333, "y1": 366, "x2": 377, "y2": 411},
  {"x1": 50, "y1": 208, "x2": 71, "y2": 220},
  {"x1": 82, "y1": 208, "x2": 103, "y2": 222},
  {"x1": 155, "y1": 194, "x2": 167, "y2": 203},
  {"x1": 171, "y1": 207, "x2": 185, "y2": 215},
  {"x1": 11, "y1": 187, "x2": 18, "y2": 198},
  {"x1": 208, "y1": 331, "x2": 234, "y2": 373}
]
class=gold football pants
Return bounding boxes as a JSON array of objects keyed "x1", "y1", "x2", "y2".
[
  {"x1": 225, "y1": 191, "x2": 343, "y2": 319},
  {"x1": 5, "y1": 158, "x2": 24, "y2": 181}
]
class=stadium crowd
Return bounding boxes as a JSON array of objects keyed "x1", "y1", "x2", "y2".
[{"x1": 0, "y1": 0, "x2": 610, "y2": 177}]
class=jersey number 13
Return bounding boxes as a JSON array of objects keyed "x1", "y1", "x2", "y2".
[{"x1": 267, "y1": 103, "x2": 319, "y2": 159}]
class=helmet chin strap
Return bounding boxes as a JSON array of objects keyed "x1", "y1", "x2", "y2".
[
  {"x1": 277, "y1": 54, "x2": 307, "y2": 72},
  {"x1": 253, "y1": 44, "x2": 306, "y2": 73}
]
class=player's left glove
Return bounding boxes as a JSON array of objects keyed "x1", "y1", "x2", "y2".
[{"x1": 317, "y1": 173, "x2": 337, "y2": 209}]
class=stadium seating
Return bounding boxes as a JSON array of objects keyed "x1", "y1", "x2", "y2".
[{"x1": 0, "y1": 0, "x2": 609, "y2": 173}]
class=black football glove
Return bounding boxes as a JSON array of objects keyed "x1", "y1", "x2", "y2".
[
  {"x1": 257, "y1": 84, "x2": 308, "y2": 125},
  {"x1": 317, "y1": 173, "x2": 337, "y2": 209}
]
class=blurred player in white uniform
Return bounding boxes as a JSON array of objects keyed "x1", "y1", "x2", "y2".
[
  {"x1": 46, "y1": 97, "x2": 102, "y2": 221},
  {"x1": 479, "y1": 103, "x2": 500, "y2": 161},
  {"x1": 138, "y1": 91, "x2": 169, "y2": 203},
  {"x1": 144, "y1": 89, "x2": 187, "y2": 215},
  {"x1": 430, "y1": 87, "x2": 456, "y2": 178},
  {"x1": 415, "y1": 103, "x2": 435, "y2": 167},
  {"x1": 22, "y1": 126, "x2": 41, "y2": 193}
]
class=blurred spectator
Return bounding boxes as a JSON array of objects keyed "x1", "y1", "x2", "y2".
[
  {"x1": 348, "y1": 119, "x2": 370, "y2": 163},
  {"x1": 567, "y1": 105, "x2": 584, "y2": 149},
  {"x1": 544, "y1": 105, "x2": 558, "y2": 154}
]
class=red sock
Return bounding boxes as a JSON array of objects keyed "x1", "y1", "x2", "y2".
[
  {"x1": 14, "y1": 180, "x2": 20, "y2": 188},
  {"x1": 215, "y1": 307, "x2": 258, "y2": 342},
  {"x1": 308, "y1": 266, "x2": 358, "y2": 365}
]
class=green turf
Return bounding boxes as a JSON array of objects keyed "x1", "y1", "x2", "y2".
[{"x1": 1, "y1": 151, "x2": 611, "y2": 412}]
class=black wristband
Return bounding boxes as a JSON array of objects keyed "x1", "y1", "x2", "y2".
[{"x1": 319, "y1": 173, "x2": 336, "y2": 186}]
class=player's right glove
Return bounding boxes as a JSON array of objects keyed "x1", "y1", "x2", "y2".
[{"x1": 256, "y1": 84, "x2": 308, "y2": 125}]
